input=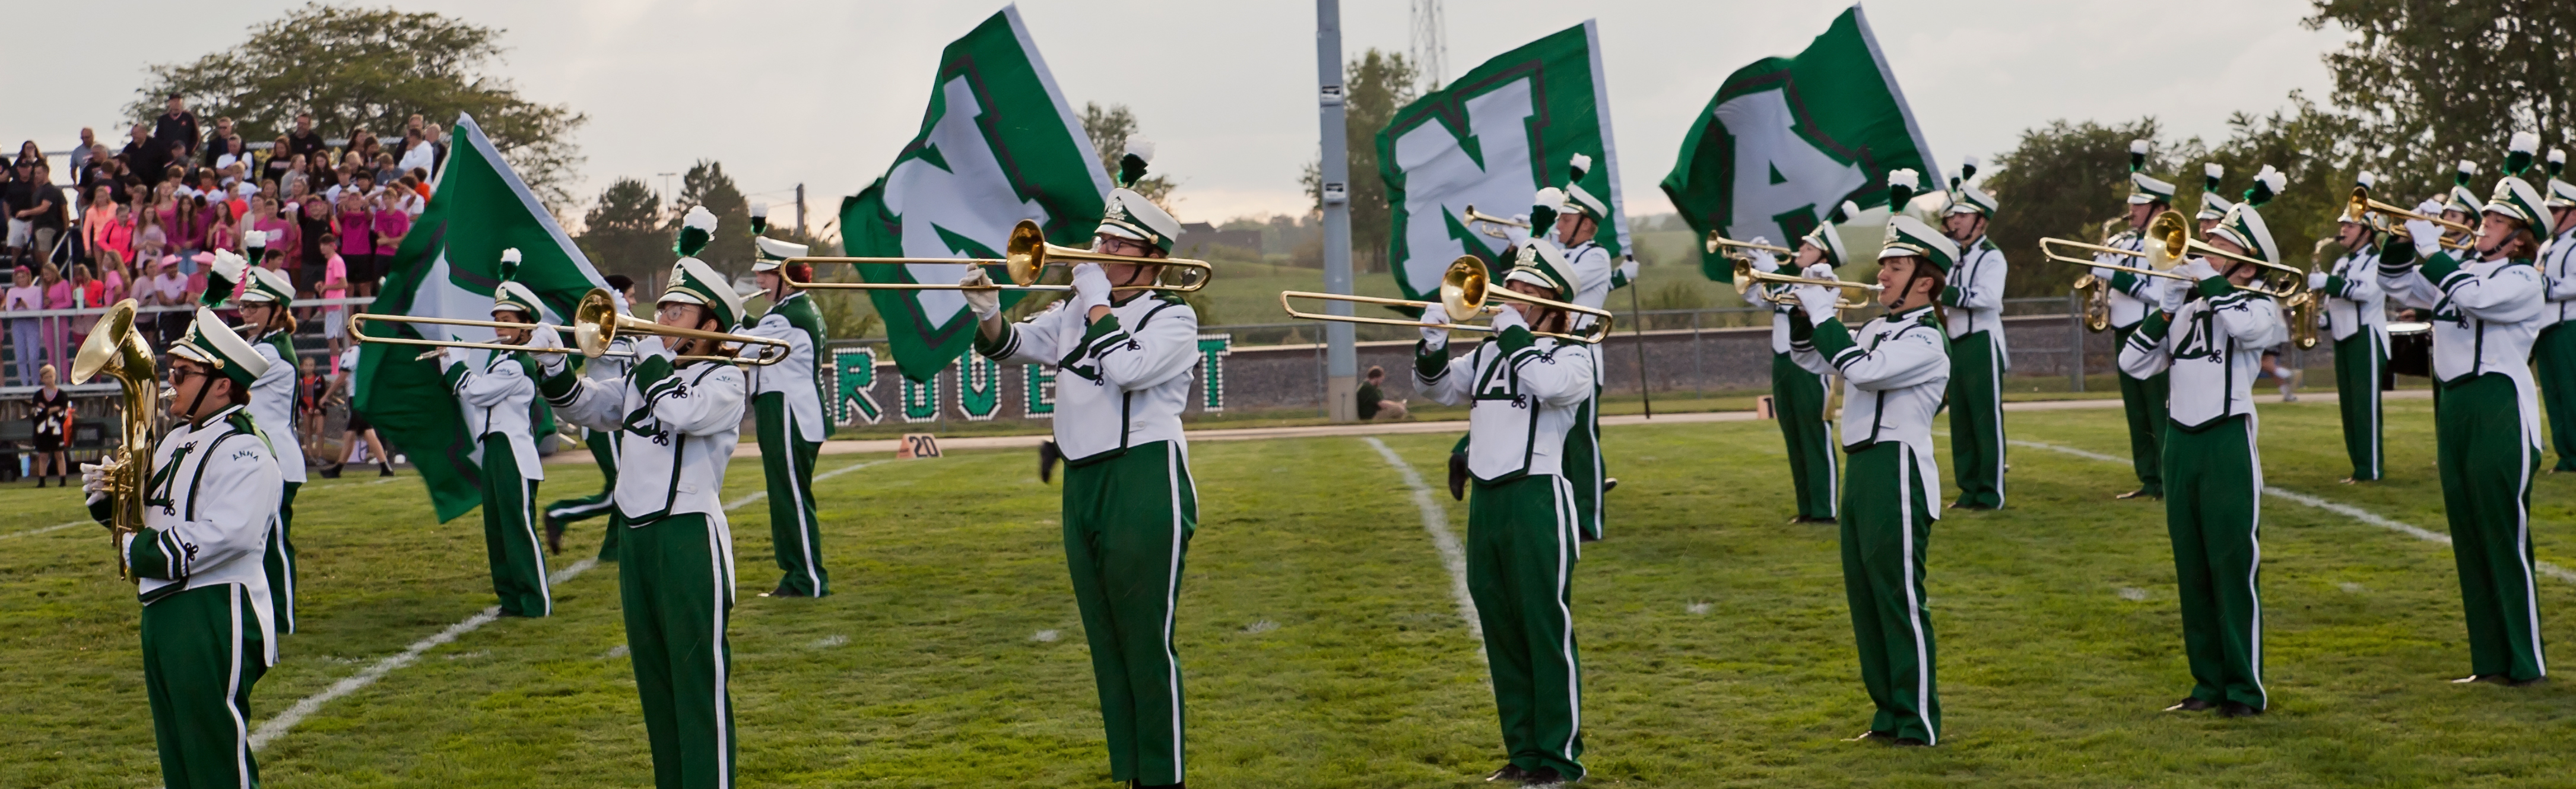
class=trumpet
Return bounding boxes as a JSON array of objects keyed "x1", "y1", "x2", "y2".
[
  {"x1": 2349, "y1": 185, "x2": 2473, "y2": 249},
  {"x1": 1462, "y1": 205, "x2": 1531, "y2": 239},
  {"x1": 1280, "y1": 255, "x2": 1614, "y2": 343},
  {"x1": 1705, "y1": 232, "x2": 1794, "y2": 256},
  {"x1": 1730, "y1": 255, "x2": 1879, "y2": 312},
  {"x1": 353, "y1": 289, "x2": 792, "y2": 366},
  {"x1": 782, "y1": 218, "x2": 1211, "y2": 293}
]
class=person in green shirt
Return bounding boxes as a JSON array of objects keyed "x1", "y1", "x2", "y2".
[{"x1": 1357, "y1": 365, "x2": 1407, "y2": 420}]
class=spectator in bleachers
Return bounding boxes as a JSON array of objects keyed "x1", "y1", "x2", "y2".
[
  {"x1": 82, "y1": 186, "x2": 118, "y2": 264},
  {"x1": 123, "y1": 125, "x2": 167, "y2": 188},
  {"x1": 68, "y1": 128, "x2": 95, "y2": 174},
  {"x1": 5, "y1": 159, "x2": 61, "y2": 262},
  {"x1": 144, "y1": 256, "x2": 187, "y2": 344},
  {"x1": 205, "y1": 200, "x2": 239, "y2": 254},
  {"x1": 371, "y1": 188, "x2": 409, "y2": 287},
  {"x1": 152, "y1": 96, "x2": 199, "y2": 161},
  {"x1": 169, "y1": 195, "x2": 202, "y2": 259},
  {"x1": 5, "y1": 267, "x2": 40, "y2": 386},
  {"x1": 201, "y1": 116, "x2": 233, "y2": 167},
  {"x1": 28, "y1": 363, "x2": 69, "y2": 487},
  {"x1": 15, "y1": 141, "x2": 40, "y2": 167},
  {"x1": 397, "y1": 126, "x2": 436, "y2": 175},
  {"x1": 23, "y1": 164, "x2": 68, "y2": 267},
  {"x1": 68, "y1": 264, "x2": 103, "y2": 353},
  {"x1": 318, "y1": 231, "x2": 347, "y2": 365},
  {"x1": 287, "y1": 113, "x2": 325, "y2": 161},
  {"x1": 336, "y1": 185, "x2": 373, "y2": 296},
  {"x1": 39, "y1": 262, "x2": 68, "y2": 373},
  {"x1": 297, "y1": 196, "x2": 331, "y2": 282}
]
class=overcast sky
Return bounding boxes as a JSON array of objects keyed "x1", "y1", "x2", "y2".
[{"x1": 2, "y1": 0, "x2": 2350, "y2": 227}]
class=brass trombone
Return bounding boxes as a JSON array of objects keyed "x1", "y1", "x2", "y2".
[
  {"x1": 1461, "y1": 205, "x2": 1531, "y2": 239},
  {"x1": 1279, "y1": 255, "x2": 1614, "y2": 344},
  {"x1": 781, "y1": 218, "x2": 1211, "y2": 293},
  {"x1": 1708, "y1": 235, "x2": 1875, "y2": 310},
  {"x1": 352, "y1": 289, "x2": 792, "y2": 366},
  {"x1": 2349, "y1": 185, "x2": 2472, "y2": 249}
]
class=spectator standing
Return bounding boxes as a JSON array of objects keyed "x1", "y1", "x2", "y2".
[
  {"x1": 82, "y1": 186, "x2": 118, "y2": 264},
  {"x1": 68, "y1": 264, "x2": 103, "y2": 351},
  {"x1": 297, "y1": 197, "x2": 331, "y2": 281},
  {"x1": 396, "y1": 128, "x2": 436, "y2": 176},
  {"x1": 280, "y1": 154, "x2": 309, "y2": 199},
  {"x1": 169, "y1": 197, "x2": 202, "y2": 258},
  {"x1": 28, "y1": 166, "x2": 68, "y2": 266},
  {"x1": 145, "y1": 256, "x2": 187, "y2": 344},
  {"x1": 28, "y1": 363, "x2": 69, "y2": 487},
  {"x1": 372, "y1": 153, "x2": 400, "y2": 188},
  {"x1": 201, "y1": 117, "x2": 234, "y2": 167},
  {"x1": 318, "y1": 232, "x2": 348, "y2": 367},
  {"x1": 204, "y1": 201, "x2": 239, "y2": 254},
  {"x1": 68, "y1": 129, "x2": 96, "y2": 174},
  {"x1": 371, "y1": 191, "x2": 410, "y2": 290},
  {"x1": 336, "y1": 187, "x2": 373, "y2": 296},
  {"x1": 123, "y1": 125, "x2": 168, "y2": 188},
  {"x1": 287, "y1": 114, "x2": 325, "y2": 160},
  {"x1": 39, "y1": 262, "x2": 68, "y2": 373},
  {"x1": 4, "y1": 267, "x2": 40, "y2": 385},
  {"x1": 5, "y1": 160, "x2": 55, "y2": 260},
  {"x1": 151, "y1": 97, "x2": 199, "y2": 161},
  {"x1": 14, "y1": 141, "x2": 40, "y2": 167},
  {"x1": 132, "y1": 210, "x2": 166, "y2": 264}
]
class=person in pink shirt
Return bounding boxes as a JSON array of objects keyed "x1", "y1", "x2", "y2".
[
  {"x1": 5, "y1": 267, "x2": 42, "y2": 386},
  {"x1": 37, "y1": 262, "x2": 69, "y2": 374},
  {"x1": 336, "y1": 186, "x2": 374, "y2": 296},
  {"x1": 318, "y1": 232, "x2": 349, "y2": 370},
  {"x1": 204, "y1": 201, "x2": 239, "y2": 254},
  {"x1": 96, "y1": 201, "x2": 135, "y2": 270},
  {"x1": 371, "y1": 189, "x2": 410, "y2": 282},
  {"x1": 81, "y1": 186, "x2": 117, "y2": 265},
  {"x1": 66, "y1": 264, "x2": 104, "y2": 351}
]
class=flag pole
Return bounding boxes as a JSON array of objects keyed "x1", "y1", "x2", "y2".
[
  {"x1": 1316, "y1": 0, "x2": 1358, "y2": 421},
  {"x1": 1626, "y1": 256, "x2": 1651, "y2": 418}
]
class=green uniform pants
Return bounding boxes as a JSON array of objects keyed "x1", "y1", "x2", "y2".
[
  {"x1": 543, "y1": 429, "x2": 623, "y2": 562},
  {"x1": 1062, "y1": 440, "x2": 1197, "y2": 786},
  {"x1": 2536, "y1": 324, "x2": 2576, "y2": 472},
  {"x1": 480, "y1": 434, "x2": 551, "y2": 617},
  {"x1": 754, "y1": 393, "x2": 828, "y2": 596},
  {"x1": 2333, "y1": 330, "x2": 2386, "y2": 480},
  {"x1": 1838, "y1": 442, "x2": 1939, "y2": 743},
  {"x1": 2114, "y1": 324, "x2": 2171, "y2": 496},
  {"x1": 1946, "y1": 331, "x2": 2005, "y2": 509},
  {"x1": 140, "y1": 583, "x2": 267, "y2": 789},
  {"x1": 1467, "y1": 473, "x2": 1586, "y2": 778},
  {"x1": 617, "y1": 512, "x2": 738, "y2": 789},
  {"x1": 1773, "y1": 353, "x2": 1838, "y2": 519},
  {"x1": 264, "y1": 481, "x2": 299, "y2": 633},
  {"x1": 2162, "y1": 414, "x2": 2267, "y2": 709},
  {"x1": 2435, "y1": 375, "x2": 2549, "y2": 682},
  {"x1": 1562, "y1": 390, "x2": 1605, "y2": 541}
]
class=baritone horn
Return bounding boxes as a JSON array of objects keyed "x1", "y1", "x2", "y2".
[
  {"x1": 782, "y1": 218, "x2": 1211, "y2": 292},
  {"x1": 1280, "y1": 255, "x2": 1613, "y2": 343},
  {"x1": 351, "y1": 289, "x2": 791, "y2": 366},
  {"x1": 69, "y1": 299, "x2": 158, "y2": 582},
  {"x1": 1461, "y1": 205, "x2": 1531, "y2": 239}
]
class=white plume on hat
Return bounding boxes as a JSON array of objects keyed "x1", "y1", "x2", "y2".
[
  {"x1": 2458, "y1": 160, "x2": 2480, "y2": 177},
  {"x1": 2511, "y1": 131, "x2": 2540, "y2": 156},
  {"x1": 1568, "y1": 153, "x2": 1592, "y2": 180},
  {"x1": 2130, "y1": 140, "x2": 2149, "y2": 155},
  {"x1": 1126, "y1": 137, "x2": 1156, "y2": 165},
  {"x1": 2204, "y1": 163, "x2": 2224, "y2": 179},
  {"x1": 2357, "y1": 171, "x2": 2377, "y2": 189},
  {"x1": 682, "y1": 205, "x2": 718, "y2": 233},
  {"x1": 2253, "y1": 165, "x2": 2287, "y2": 198}
]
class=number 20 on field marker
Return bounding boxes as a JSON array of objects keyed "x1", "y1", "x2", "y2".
[{"x1": 897, "y1": 433, "x2": 943, "y2": 460}]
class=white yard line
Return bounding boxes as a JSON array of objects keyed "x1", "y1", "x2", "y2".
[
  {"x1": 0, "y1": 520, "x2": 88, "y2": 540},
  {"x1": 1363, "y1": 438, "x2": 1483, "y2": 646},
  {"x1": 2008, "y1": 438, "x2": 2576, "y2": 584},
  {"x1": 249, "y1": 458, "x2": 886, "y2": 751}
]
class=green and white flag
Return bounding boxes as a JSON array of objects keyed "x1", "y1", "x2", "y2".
[
  {"x1": 1660, "y1": 4, "x2": 1937, "y2": 281},
  {"x1": 1376, "y1": 20, "x2": 1626, "y2": 302},
  {"x1": 357, "y1": 113, "x2": 608, "y2": 522},
  {"x1": 839, "y1": 5, "x2": 1109, "y2": 383}
]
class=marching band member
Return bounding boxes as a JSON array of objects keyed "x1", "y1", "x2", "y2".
[
  {"x1": 742, "y1": 237, "x2": 833, "y2": 598},
  {"x1": 2316, "y1": 174, "x2": 2390, "y2": 482},
  {"x1": 2441, "y1": 160, "x2": 2483, "y2": 248},
  {"x1": 85, "y1": 307, "x2": 283, "y2": 789},
  {"x1": 2123, "y1": 167, "x2": 2291, "y2": 718},
  {"x1": 1737, "y1": 202, "x2": 1860, "y2": 524},
  {"x1": 1939, "y1": 159, "x2": 2007, "y2": 510},
  {"x1": 963, "y1": 144, "x2": 1201, "y2": 789},
  {"x1": 1415, "y1": 242, "x2": 1596, "y2": 782},
  {"x1": 2378, "y1": 135, "x2": 2553, "y2": 687},
  {"x1": 541, "y1": 236, "x2": 751, "y2": 788},
  {"x1": 204, "y1": 243, "x2": 306, "y2": 633},
  {"x1": 1786, "y1": 172, "x2": 1952, "y2": 746},
  {"x1": 1547, "y1": 153, "x2": 1635, "y2": 541},
  {"x1": 439, "y1": 250, "x2": 556, "y2": 618},
  {"x1": 2534, "y1": 150, "x2": 2576, "y2": 473},
  {"x1": 2096, "y1": 142, "x2": 2179, "y2": 499},
  {"x1": 2196, "y1": 164, "x2": 2235, "y2": 236},
  {"x1": 543, "y1": 274, "x2": 637, "y2": 559}
]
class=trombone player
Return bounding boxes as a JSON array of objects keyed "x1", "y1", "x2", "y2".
[
  {"x1": 2095, "y1": 141, "x2": 2180, "y2": 499},
  {"x1": 963, "y1": 142, "x2": 1203, "y2": 789},
  {"x1": 1544, "y1": 153, "x2": 1636, "y2": 541},
  {"x1": 1736, "y1": 201, "x2": 1861, "y2": 524},
  {"x1": 439, "y1": 249, "x2": 560, "y2": 618},
  {"x1": 2315, "y1": 173, "x2": 2390, "y2": 482},
  {"x1": 743, "y1": 237, "x2": 833, "y2": 598}
]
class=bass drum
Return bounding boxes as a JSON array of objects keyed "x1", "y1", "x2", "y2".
[{"x1": 2386, "y1": 321, "x2": 2432, "y2": 378}]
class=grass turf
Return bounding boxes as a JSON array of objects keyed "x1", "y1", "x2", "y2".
[{"x1": 2, "y1": 397, "x2": 2572, "y2": 787}]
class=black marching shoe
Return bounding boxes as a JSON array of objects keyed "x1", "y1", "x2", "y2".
[
  {"x1": 2163, "y1": 697, "x2": 2216, "y2": 712},
  {"x1": 1522, "y1": 766, "x2": 1565, "y2": 785},
  {"x1": 1600, "y1": 477, "x2": 1618, "y2": 494},
  {"x1": 2508, "y1": 676, "x2": 2549, "y2": 688},
  {"x1": 1037, "y1": 440, "x2": 1062, "y2": 484},
  {"x1": 2218, "y1": 701, "x2": 2264, "y2": 718},
  {"x1": 2451, "y1": 674, "x2": 2506, "y2": 685},
  {"x1": 759, "y1": 585, "x2": 810, "y2": 599},
  {"x1": 1844, "y1": 729, "x2": 1898, "y2": 743},
  {"x1": 1484, "y1": 764, "x2": 1533, "y2": 783},
  {"x1": 543, "y1": 518, "x2": 566, "y2": 555},
  {"x1": 318, "y1": 462, "x2": 342, "y2": 479},
  {"x1": 378, "y1": 461, "x2": 396, "y2": 477},
  {"x1": 1448, "y1": 451, "x2": 1470, "y2": 502},
  {"x1": 2115, "y1": 488, "x2": 2159, "y2": 500},
  {"x1": 1892, "y1": 737, "x2": 1930, "y2": 747}
]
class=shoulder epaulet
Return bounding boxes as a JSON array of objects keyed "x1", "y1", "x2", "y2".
[{"x1": 1977, "y1": 237, "x2": 2001, "y2": 253}]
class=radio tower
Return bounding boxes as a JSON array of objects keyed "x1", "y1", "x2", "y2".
[{"x1": 1411, "y1": 0, "x2": 1446, "y2": 89}]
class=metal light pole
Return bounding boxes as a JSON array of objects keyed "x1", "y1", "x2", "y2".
[{"x1": 1317, "y1": 0, "x2": 1358, "y2": 421}]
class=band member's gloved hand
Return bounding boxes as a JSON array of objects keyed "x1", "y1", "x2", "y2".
[
  {"x1": 1489, "y1": 305, "x2": 1534, "y2": 353},
  {"x1": 2308, "y1": 270, "x2": 2329, "y2": 291},
  {"x1": 1794, "y1": 282, "x2": 1838, "y2": 325},
  {"x1": 1071, "y1": 262, "x2": 1112, "y2": 315},
  {"x1": 631, "y1": 335, "x2": 670, "y2": 360},
  {"x1": 528, "y1": 325, "x2": 570, "y2": 378},
  {"x1": 1743, "y1": 239, "x2": 1778, "y2": 273},
  {"x1": 1419, "y1": 302, "x2": 1449, "y2": 348},
  {"x1": 81, "y1": 461, "x2": 111, "y2": 524},
  {"x1": 2377, "y1": 233, "x2": 2417, "y2": 270},
  {"x1": 440, "y1": 345, "x2": 470, "y2": 373},
  {"x1": 2156, "y1": 277, "x2": 2187, "y2": 314},
  {"x1": 1503, "y1": 213, "x2": 1533, "y2": 249},
  {"x1": 959, "y1": 270, "x2": 1001, "y2": 321},
  {"x1": 1617, "y1": 255, "x2": 1639, "y2": 283},
  {"x1": 2404, "y1": 217, "x2": 2443, "y2": 259}
]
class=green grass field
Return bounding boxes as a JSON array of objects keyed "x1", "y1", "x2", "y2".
[{"x1": 5, "y1": 398, "x2": 2574, "y2": 787}]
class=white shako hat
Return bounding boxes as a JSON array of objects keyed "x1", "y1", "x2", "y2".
[{"x1": 1096, "y1": 137, "x2": 1182, "y2": 255}]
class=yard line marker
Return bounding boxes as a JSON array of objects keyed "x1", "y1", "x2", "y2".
[
  {"x1": 1362, "y1": 438, "x2": 1483, "y2": 645},
  {"x1": 2008, "y1": 438, "x2": 2576, "y2": 584},
  {"x1": 0, "y1": 520, "x2": 88, "y2": 540},
  {"x1": 249, "y1": 457, "x2": 885, "y2": 751}
]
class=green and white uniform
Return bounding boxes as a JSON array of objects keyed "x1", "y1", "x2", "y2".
[
  {"x1": 2096, "y1": 230, "x2": 2176, "y2": 495},
  {"x1": 1940, "y1": 236, "x2": 2007, "y2": 509},
  {"x1": 2120, "y1": 258, "x2": 2287, "y2": 711},
  {"x1": 1743, "y1": 248, "x2": 1838, "y2": 521},
  {"x1": 1416, "y1": 303, "x2": 1597, "y2": 779},
  {"x1": 740, "y1": 286, "x2": 833, "y2": 596},
  {"x1": 1558, "y1": 238, "x2": 1629, "y2": 540},
  {"x1": 2536, "y1": 219, "x2": 2576, "y2": 472},
  {"x1": 244, "y1": 327, "x2": 305, "y2": 633},
  {"x1": 2320, "y1": 242, "x2": 2387, "y2": 480},
  {"x1": 978, "y1": 288, "x2": 1203, "y2": 787},
  {"x1": 443, "y1": 342, "x2": 553, "y2": 617},
  {"x1": 1791, "y1": 301, "x2": 1949, "y2": 744},
  {"x1": 2385, "y1": 245, "x2": 2550, "y2": 683},
  {"x1": 543, "y1": 334, "x2": 635, "y2": 562}
]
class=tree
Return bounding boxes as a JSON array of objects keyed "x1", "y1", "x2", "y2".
[
  {"x1": 674, "y1": 160, "x2": 751, "y2": 276},
  {"x1": 1081, "y1": 103, "x2": 1175, "y2": 208},
  {"x1": 1302, "y1": 49, "x2": 1418, "y2": 272},
  {"x1": 574, "y1": 178, "x2": 668, "y2": 284},
  {"x1": 130, "y1": 4, "x2": 586, "y2": 208},
  {"x1": 1982, "y1": 118, "x2": 2203, "y2": 298},
  {"x1": 2308, "y1": 2, "x2": 2576, "y2": 201}
]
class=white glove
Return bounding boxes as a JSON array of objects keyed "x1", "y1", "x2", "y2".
[
  {"x1": 959, "y1": 269, "x2": 1001, "y2": 321},
  {"x1": 631, "y1": 335, "x2": 670, "y2": 360},
  {"x1": 1503, "y1": 214, "x2": 1533, "y2": 248},
  {"x1": 1070, "y1": 263, "x2": 1112, "y2": 313},
  {"x1": 81, "y1": 461, "x2": 107, "y2": 506},
  {"x1": 2413, "y1": 199, "x2": 2447, "y2": 216},
  {"x1": 2155, "y1": 277, "x2": 2187, "y2": 313},
  {"x1": 1795, "y1": 284, "x2": 1838, "y2": 324},
  {"x1": 2307, "y1": 271, "x2": 2330, "y2": 291},
  {"x1": 1743, "y1": 248, "x2": 1778, "y2": 274},
  {"x1": 1617, "y1": 256, "x2": 1639, "y2": 283},
  {"x1": 1419, "y1": 302, "x2": 1450, "y2": 346},
  {"x1": 1802, "y1": 262, "x2": 1835, "y2": 281},
  {"x1": 526, "y1": 324, "x2": 568, "y2": 376},
  {"x1": 2404, "y1": 218, "x2": 2442, "y2": 258},
  {"x1": 440, "y1": 345, "x2": 470, "y2": 370},
  {"x1": 1487, "y1": 302, "x2": 1530, "y2": 333}
]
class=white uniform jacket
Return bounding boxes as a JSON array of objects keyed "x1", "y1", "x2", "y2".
[
  {"x1": 979, "y1": 291, "x2": 1200, "y2": 464},
  {"x1": 1788, "y1": 305, "x2": 1949, "y2": 509},
  {"x1": 2542, "y1": 229, "x2": 2576, "y2": 326},
  {"x1": 2385, "y1": 251, "x2": 2546, "y2": 448},
  {"x1": 582, "y1": 337, "x2": 635, "y2": 461},
  {"x1": 1414, "y1": 309, "x2": 1597, "y2": 482},
  {"x1": 121, "y1": 405, "x2": 284, "y2": 664},
  {"x1": 2118, "y1": 262, "x2": 2288, "y2": 430},
  {"x1": 245, "y1": 331, "x2": 306, "y2": 484},
  {"x1": 739, "y1": 292, "x2": 827, "y2": 443},
  {"x1": 544, "y1": 346, "x2": 747, "y2": 524},
  {"x1": 2321, "y1": 248, "x2": 2386, "y2": 343},
  {"x1": 1945, "y1": 238, "x2": 2011, "y2": 369},
  {"x1": 448, "y1": 347, "x2": 544, "y2": 481},
  {"x1": 2092, "y1": 230, "x2": 2164, "y2": 330}
]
